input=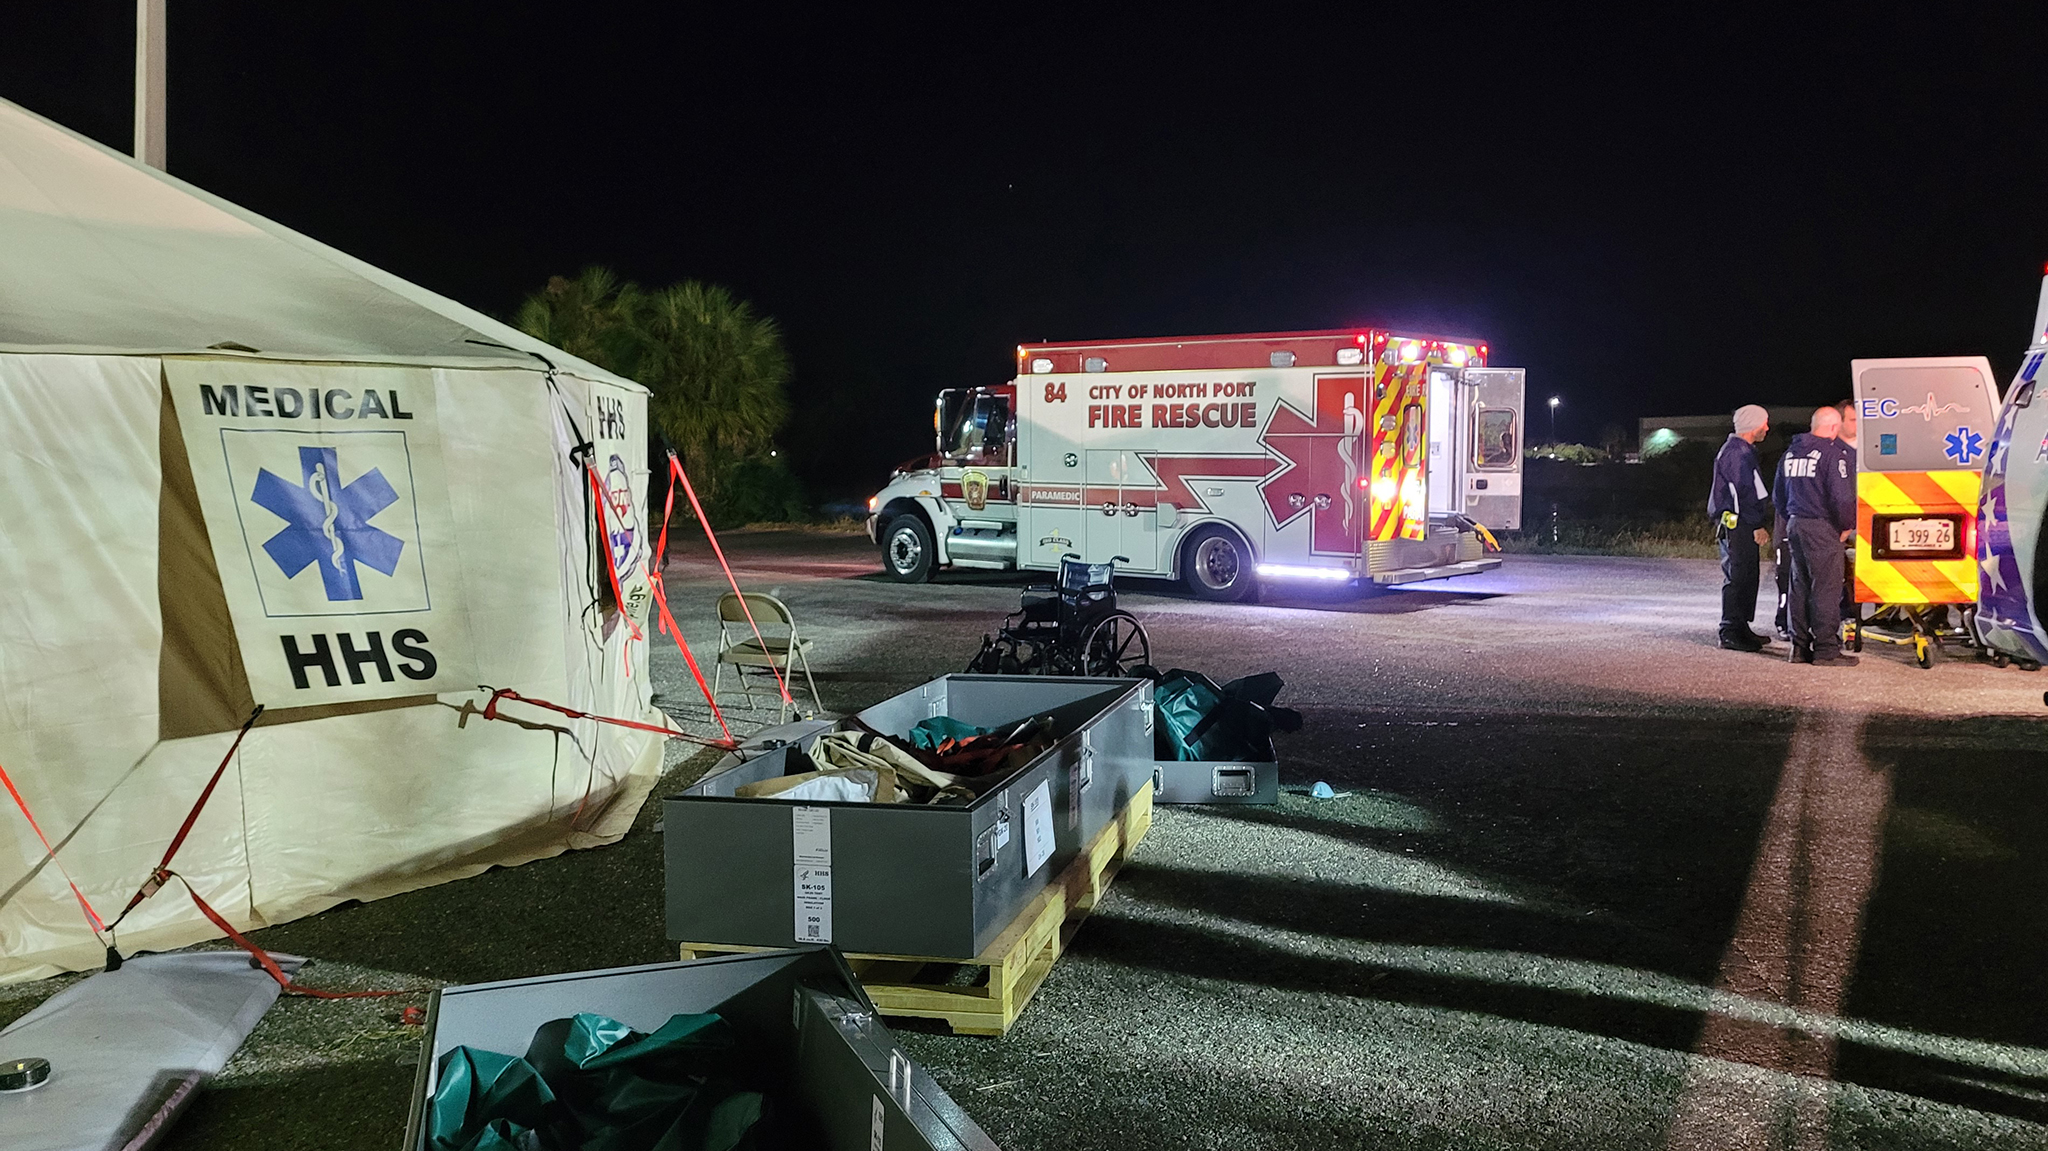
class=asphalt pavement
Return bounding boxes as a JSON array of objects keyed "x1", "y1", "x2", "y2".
[{"x1": 8, "y1": 529, "x2": 2047, "y2": 1149}]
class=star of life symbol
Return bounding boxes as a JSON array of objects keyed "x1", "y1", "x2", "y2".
[
  {"x1": 251, "y1": 446, "x2": 404, "y2": 601},
  {"x1": 1943, "y1": 426, "x2": 1984, "y2": 466}
]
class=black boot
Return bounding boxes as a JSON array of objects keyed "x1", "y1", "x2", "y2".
[{"x1": 1787, "y1": 643, "x2": 1814, "y2": 664}]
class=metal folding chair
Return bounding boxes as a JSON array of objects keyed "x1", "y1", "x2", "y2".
[{"x1": 713, "y1": 592, "x2": 822, "y2": 719}]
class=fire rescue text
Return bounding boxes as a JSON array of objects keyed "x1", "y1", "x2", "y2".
[{"x1": 1089, "y1": 401, "x2": 1260, "y2": 429}]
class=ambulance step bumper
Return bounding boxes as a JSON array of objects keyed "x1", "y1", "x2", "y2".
[{"x1": 1368, "y1": 557, "x2": 1503, "y2": 585}]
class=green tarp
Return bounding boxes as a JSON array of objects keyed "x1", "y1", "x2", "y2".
[{"x1": 430, "y1": 1011, "x2": 764, "y2": 1151}]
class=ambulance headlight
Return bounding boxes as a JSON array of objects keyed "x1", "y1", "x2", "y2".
[
  {"x1": 867, "y1": 495, "x2": 878, "y2": 512},
  {"x1": 1336, "y1": 347, "x2": 1364, "y2": 366}
]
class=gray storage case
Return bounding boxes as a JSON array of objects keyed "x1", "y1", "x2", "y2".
[
  {"x1": 666, "y1": 675, "x2": 1152, "y2": 958},
  {"x1": 1152, "y1": 758, "x2": 1280, "y2": 805},
  {"x1": 403, "y1": 948, "x2": 998, "y2": 1151}
]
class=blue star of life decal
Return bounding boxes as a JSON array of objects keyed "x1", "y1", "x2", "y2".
[
  {"x1": 1944, "y1": 425, "x2": 1984, "y2": 466},
  {"x1": 250, "y1": 446, "x2": 405, "y2": 601}
]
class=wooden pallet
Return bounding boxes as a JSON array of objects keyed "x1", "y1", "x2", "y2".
[{"x1": 680, "y1": 781, "x2": 1153, "y2": 1036}]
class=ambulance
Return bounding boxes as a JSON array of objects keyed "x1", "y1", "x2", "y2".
[
  {"x1": 1974, "y1": 268, "x2": 2048, "y2": 670},
  {"x1": 864, "y1": 329, "x2": 1525, "y2": 600}
]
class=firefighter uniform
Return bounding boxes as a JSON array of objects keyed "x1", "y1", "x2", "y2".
[
  {"x1": 1839, "y1": 437, "x2": 1858, "y2": 620},
  {"x1": 1772, "y1": 432, "x2": 1857, "y2": 662},
  {"x1": 1708, "y1": 431, "x2": 1771, "y2": 648}
]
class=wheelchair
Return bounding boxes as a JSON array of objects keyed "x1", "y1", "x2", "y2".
[{"x1": 965, "y1": 554, "x2": 1152, "y2": 677}]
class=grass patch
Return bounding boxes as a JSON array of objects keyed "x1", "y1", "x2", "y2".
[
  {"x1": 1498, "y1": 519, "x2": 1718, "y2": 559},
  {"x1": 733, "y1": 516, "x2": 869, "y2": 534}
]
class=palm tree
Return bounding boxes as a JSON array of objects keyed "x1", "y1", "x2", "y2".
[
  {"x1": 632, "y1": 281, "x2": 790, "y2": 500},
  {"x1": 515, "y1": 269, "x2": 792, "y2": 503},
  {"x1": 512, "y1": 267, "x2": 641, "y2": 375}
]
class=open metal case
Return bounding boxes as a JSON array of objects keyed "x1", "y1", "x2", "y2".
[
  {"x1": 403, "y1": 947, "x2": 998, "y2": 1151},
  {"x1": 666, "y1": 675, "x2": 1152, "y2": 958}
]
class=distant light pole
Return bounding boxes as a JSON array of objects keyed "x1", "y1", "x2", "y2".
[{"x1": 1547, "y1": 395, "x2": 1561, "y2": 443}]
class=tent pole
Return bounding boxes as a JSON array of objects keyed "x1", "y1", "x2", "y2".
[{"x1": 133, "y1": 0, "x2": 166, "y2": 168}]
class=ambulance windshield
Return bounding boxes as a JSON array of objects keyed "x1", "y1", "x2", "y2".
[{"x1": 940, "y1": 390, "x2": 1012, "y2": 459}]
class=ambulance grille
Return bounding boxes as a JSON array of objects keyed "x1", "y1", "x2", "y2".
[{"x1": 1366, "y1": 541, "x2": 1398, "y2": 572}]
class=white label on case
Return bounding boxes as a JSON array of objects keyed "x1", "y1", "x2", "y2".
[
  {"x1": 792, "y1": 806, "x2": 832, "y2": 867},
  {"x1": 795, "y1": 866, "x2": 832, "y2": 943},
  {"x1": 871, "y1": 1093, "x2": 885, "y2": 1151},
  {"x1": 1022, "y1": 780, "x2": 1055, "y2": 877}
]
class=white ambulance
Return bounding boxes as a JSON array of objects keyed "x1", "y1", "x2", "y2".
[{"x1": 865, "y1": 329, "x2": 1525, "y2": 600}]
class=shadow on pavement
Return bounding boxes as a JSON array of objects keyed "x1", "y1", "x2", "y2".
[
  {"x1": 1105, "y1": 703, "x2": 2048, "y2": 1124},
  {"x1": 1838, "y1": 713, "x2": 2048, "y2": 1120}
]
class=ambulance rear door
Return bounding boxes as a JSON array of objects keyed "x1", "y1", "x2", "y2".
[
  {"x1": 1463, "y1": 367, "x2": 1524, "y2": 531},
  {"x1": 1426, "y1": 366, "x2": 1468, "y2": 517}
]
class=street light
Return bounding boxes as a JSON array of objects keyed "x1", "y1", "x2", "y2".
[{"x1": 1547, "y1": 395, "x2": 1561, "y2": 443}]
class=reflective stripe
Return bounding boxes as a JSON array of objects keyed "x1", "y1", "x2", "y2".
[{"x1": 1852, "y1": 469, "x2": 1980, "y2": 606}]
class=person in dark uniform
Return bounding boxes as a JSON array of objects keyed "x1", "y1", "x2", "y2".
[
  {"x1": 1837, "y1": 398, "x2": 1860, "y2": 622},
  {"x1": 1772, "y1": 406, "x2": 1858, "y2": 665},
  {"x1": 1709, "y1": 405, "x2": 1774, "y2": 650}
]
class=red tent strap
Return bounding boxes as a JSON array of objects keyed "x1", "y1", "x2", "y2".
[
  {"x1": 666, "y1": 451, "x2": 794, "y2": 707},
  {"x1": 649, "y1": 573, "x2": 733, "y2": 743},
  {"x1": 174, "y1": 874, "x2": 418, "y2": 999},
  {"x1": 481, "y1": 686, "x2": 737, "y2": 751},
  {"x1": 108, "y1": 705, "x2": 264, "y2": 931},
  {"x1": 648, "y1": 466, "x2": 733, "y2": 743},
  {"x1": 0, "y1": 759, "x2": 107, "y2": 936},
  {"x1": 584, "y1": 463, "x2": 644, "y2": 645}
]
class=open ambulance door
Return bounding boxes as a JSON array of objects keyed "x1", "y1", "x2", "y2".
[{"x1": 1463, "y1": 367, "x2": 1524, "y2": 531}]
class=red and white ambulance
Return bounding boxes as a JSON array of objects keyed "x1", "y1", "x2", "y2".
[{"x1": 865, "y1": 329, "x2": 1525, "y2": 600}]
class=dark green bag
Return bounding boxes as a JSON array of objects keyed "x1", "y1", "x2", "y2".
[
  {"x1": 1153, "y1": 670, "x2": 1299, "y2": 761},
  {"x1": 430, "y1": 1011, "x2": 765, "y2": 1151}
]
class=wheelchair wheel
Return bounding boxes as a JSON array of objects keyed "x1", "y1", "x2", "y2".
[{"x1": 1081, "y1": 611, "x2": 1151, "y2": 677}]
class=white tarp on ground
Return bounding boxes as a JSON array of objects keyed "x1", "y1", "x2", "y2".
[{"x1": 0, "y1": 97, "x2": 665, "y2": 981}]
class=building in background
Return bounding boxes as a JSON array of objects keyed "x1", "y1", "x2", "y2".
[{"x1": 1638, "y1": 408, "x2": 1810, "y2": 456}]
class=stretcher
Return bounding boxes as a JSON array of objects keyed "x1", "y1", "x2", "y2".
[{"x1": 1843, "y1": 357, "x2": 2001, "y2": 668}]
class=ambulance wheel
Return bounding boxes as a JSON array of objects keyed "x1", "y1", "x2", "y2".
[
  {"x1": 2021, "y1": 659, "x2": 2042, "y2": 673},
  {"x1": 1992, "y1": 652, "x2": 2010, "y2": 668},
  {"x1": 881, "y1": 516, "x2": 934, "y2": 583},
  {"x1": 1182, "y1": 527, "x2": 1256, "y2": 602}
]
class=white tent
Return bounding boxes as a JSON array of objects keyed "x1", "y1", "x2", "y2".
[{"x1": 0, "y1": 97, "x2": 665, "y2": 982}]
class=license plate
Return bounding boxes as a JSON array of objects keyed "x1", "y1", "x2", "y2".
[{"x1": 1886, "y1": 517, "x2": 1955, "y2": 552}]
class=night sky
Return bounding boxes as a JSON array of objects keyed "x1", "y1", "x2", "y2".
[{"x1": 9, "y1": 5, "x2": 2048, "y2": 498}]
